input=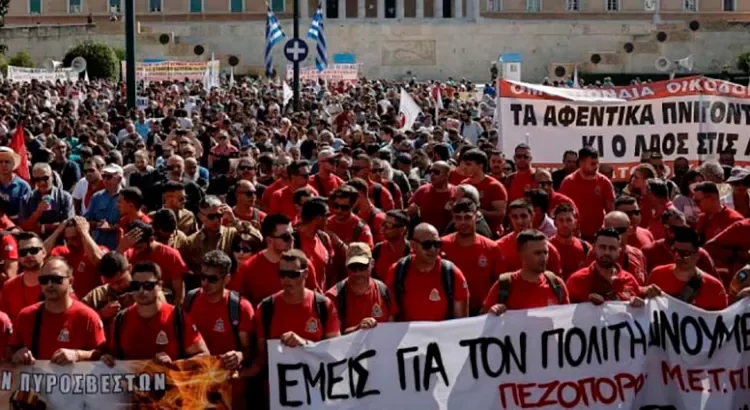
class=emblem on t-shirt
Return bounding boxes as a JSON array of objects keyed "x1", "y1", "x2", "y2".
[
  {"x1": 594, "y1": 186, "x2": 601, "y2": 195},
  {"x1": 306, "y1": 318, "x2": 319, "y2": 334},
  {"x1": 57, "y1": 328, "x2": 70, "y2": 343},
  {"x1": 3, "y1": 244, "x2": 12, "y2": 252},
  {"x1": 156, "y1": 330, "x2": 169, "y2": 345},
  {"x1": 429, "y1": 288, "x2": 441, "y2": 302},
  {"x1": 478, "y1": 255, "x2": 488, "y2": 268},
  {"x1": 78, "y1": 262, "x2": 86, "y2": 272},
  {"x1": 214, "y1": 319, "x2": 225, "y2": 333},
  {"x1": 372, "y1": 304, "x2": 382, "y2": 318}
]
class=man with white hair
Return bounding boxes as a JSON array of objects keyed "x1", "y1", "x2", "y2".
[
  {"x1": 309, "y1": 149, "x2": 344, "y2": 197},
  {"x1": 19, "y1": 163, "x2": 74, "y2": 235},
  {"x1": 0, "y1": 146, "x2": 32, "y2": 221}
]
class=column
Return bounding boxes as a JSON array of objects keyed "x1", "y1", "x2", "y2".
[
  {"x1": 471, "y1": 0, "x2": 479, "y2": 18},
  {"x1": 321, "y1": 0, "x2": 326, "y2": 17},
  {"x1": 454, "y1": 0, "x2": 462, "y2": 17},
  {"x1": 338, "y1": 0, "x2": 346, "y2": 18},
  {"x1": 416, "y1": 0, "x2": 424, "y2": 17},
  {"x1": 377, "y1": 0, "x2": 384, "y2": 18},
  {"x1": 435, "y1": 0, "x2": 443, "y2": 18},
  {"x1": 301, "y1": 0, "x2": 309, "y2": 18},
  {"x1": 358, "y1": 0, "x2": 365, "y2": 18},
  {"x1": 397, "y1": 0, "x2": 405, "y2": 18}
]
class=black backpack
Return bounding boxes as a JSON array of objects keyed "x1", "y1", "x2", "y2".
[
  {"x1": 497, "y1": 271, "x2": 564, "y2": 305},
  {"x1": 677, "y1": 270, "x2": 704, "y2": 304},
  {"x1": 372, "y1": 183, "x2": 384, "y2": 209},
  {"x1": 351, "y1": 219, "x2": 369, "y2": 243},
  {"x1": 372, "y1": 241, "x2": 411, "y2": 266},
  {"x1": 184, "y1": 289, "x2": 242, "y2": 350},
  {"x1": 334, "y1": 279, "x2": 390, "y2": 329},
  {"x1": 393, "y1": 255, "x2": 456, "y2": 320},
  {"x1": 113, "y1": 306, "x2": 186, "y2": 360},
  {"x1": 259, "y1": 292, "x2": 329, "y2": 339},
  {"x1": 313, "y1": 175, "x2": 327, "y2": 197},
  {"x1": 292, "y1": 230, "x2": 332, "y2": 252}
]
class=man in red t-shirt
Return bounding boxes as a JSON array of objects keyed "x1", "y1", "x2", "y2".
[
  {"x1": 45, "y1": 217, "x2": 107, "y2": 299},
  {"x1": 704, "y1": 218, "x2": 750, "y2": 282},
  {"x1": 0, "y1": 231, "x2": 18, "y2": 286},
  {"x1": 309, "y1": 149, "x2": 345, "y2": 198},
  {"x1": 326, "y1": 243, "x2": 393, "y2": 333},
  {"x1": 293, "y1": 199, "x2": 335, "y2": 289},
  {"x1": 534, "y1": 170, "x2": 578, "y2": 217},
  {"x1": 559, "y1": 146, "x2": 615, "y2": 242},
  {"x1": 644, "y1": 227, "x2": 728, "y2": 311},
  {"x1": 326, "y1": 186, "x2": 374, "y2": 247},
  {"x1": 231, "y1": 214, "x2": 319, "y2": 306},
  {"x1": 505, "y1": 143, "x2": 536, "y2": 202},
  {"x1": 614, "y1": 195, "x2": 655, "y2": 248},
  {"x1": 269, "y1": 160, "x2": 319, "y2": 219},
  {"x1": 694, "y1": 181, "x2": 744, "y2": 243},
  {"x1": 117, "y1": 187, "x2": 152, "y2": 234},
  {"x1": 260, "y1": 155, "x2": 291, "y2": 211},
  {"x1": 566, "y1": 228, "x2": 643, "y2": 304},
  {"x1": 386, "y1": 223, "x2": 469, "y2": 321},
  {"x1": 549, "y1": 203, "x2": 590, "y2": 280},
  {"x1": 408, "y1": 161, "x2": 455, "y2": 233},
  {"x1": 347, "y1": 178, "x2": 386, "y2": 244},
  {"x1": 642, "y1": 209, "x2": 717, "y2": 278},
  {"x1": 586, "y1": 211, "x2": 648, "y2": 284},
  {"x1": 643, "y1": 179, "x2": 677, "y2": 240},
  {"x1": 483, "y1": 230, "x2": 569, "y2": 314},
  {"x1": 372, "y1": 210, "x2": 411, "y2": 280},
  {"x1": 0, "y1": 232, "x2": 45, "y2": 323},
  {"x1": 351, "y1": 155, "x2": 395, "y2": 211},
  {"x1": 231, "y1": 180, "x2": 266, "y2": 228},
  {"x1": 496, "y1": 200, "x2": 563, "y2": 275},
  {"x1": 101, "y1": 261, "x2": 208, "y2": 366},
  {"x1": 10, "y1": 257, "x2": 105, "y2": 364},
  {"x1": 460, "y1": 149, "x2": 508, "y2": 235},
  {"x1": 441, "y1": 199, "x2": 502, "y2": 316}
]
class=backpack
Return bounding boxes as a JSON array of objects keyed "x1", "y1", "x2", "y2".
[
  {"x1": 184, "y1": 289, "x2": 242, "y2": 350},
  {"x1": 372, "y1": 184, "x2": 383, "y2": 209},
  {"x1": 384, "y1": 181, "x2": 399, "y2": 206},
  {"x1": 677, "y1": 270, "x2": 704, "y2": 304},
  {"x1": 251, "y1": 208, "x2": 260, "y2": 226},
  {"x1": 581, "y1": 240, "x2": 590, "y2": 256},
  {"x1": 113, "y1": 306, "x2": 186, "y2": 360},
  {"x1": 372, "y1": 241, "x2": 411, "y2": 267},
  {"x1": 334, "y1": 279, "x2": 390, "y2": 329},
  {"x1": 393, "y1": 255, "x2": 456, "y2": 320},
  {"x1": 259, "y1": 292, "x2": 329, "y2": 339},
  {"x1": 351, "y1": 219, "x2": 368, "y2": 243},
  {"x1": 313, "y1": 175, "x2": 327, "y2": 197},
  {"x1": 497, "y1": 271, "x2": 564, "y2": 305},
  {"x1": 292, "y1": 230, "x2": 332, "y2": 252}
]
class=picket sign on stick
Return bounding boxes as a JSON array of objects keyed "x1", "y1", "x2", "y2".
[
  {"x1": 495, "y1": 76, "x2": 750, "y2": 181},
  {"x1": 269, "y1": 295, "x2": 750, "y2": 410}
]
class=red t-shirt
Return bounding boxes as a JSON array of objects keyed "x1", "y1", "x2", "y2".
[
  {"x1": 0, "y1": 215, "x2": 14, "y2": 231},
  {"x1": 703, "y1": 219, "x2": 750, "y2": 275},
  {"x1": 647, "y1": 202, "x2": 677, "y2": 240},
  {"x1": 261, "y1": 179, "x2": 287, "y2": 211},
  {"x1": 647, "y1": 264, "x2": 728, "y2": 311},
  {"x1": 326, "y1": 215, "x2": 374, "y2": 248},
  {"x1": 325, "y1": 279, "x2": 392, "y2": 330},
  {"x1": 385, "y1": 257, "x2": 469, "y2": 322},
  {"x1": 369, "y1": 182, "x2": 395, "y2": 211},
  {"x1": 0, "y1": 274, "x2": 41, "y2": 323},
  {"x1": 566, "y1": 263, "x2": 643, "y2": 303},
  {"x1": 11, "y1": 301, "x2": 105, "y2": 360},
  {"x1": 51, "y1": 244, "x2": 109, "y2": 299},
  {"x1": 0, "y1": 234, "x2": 18, "y2": 262},
  {"x1": 641, "y1": 239, "x2": 717, "y2": 278},
  {"x1": 559, "y1": 171, "x2": 615, "y2": 238},
  {"x1": 482, "y1": 270, "x2": 570, "y2": 311},
  {"x1": 296, "y1": 231, "x2": 333, "y2": 290},
  {"x1": 309, "y1": 173, "x2": 344, "y2": 198},
  {"x1": 124, "y1": 243, "x2": 188, "y2": 285},
  {"x1": 109, "y1": 303, "x2": 203, "y2": 360},
  {"x1": 463, "y1": 176, "x2": 508, "y2": 233},
  {"x1": 549, "y1": 236, "x2": 590, "y2": 280},
  {"x1": 586, "y1": 244, "x2": 647, "y2": 284},
  {"x1": 187, "y1": 289, "x2": 254, "y2": 355},
  {"x1": 409, "y1": 184, "x2": 456, "y2": 233},
  {"x1": 270, "y1": 185, "x2": 320, "y2": 220},
  {"x1": 372, "y1": 241, "x2": 410, "y2": 280},
  {"x1": 119, "y1": 212, "x2": 152, "y2": 232},
  {"x1": 495, "y1": 233, "x2": 562, "y2": 275},
  {"x1": 232, "y1": 207, "x2": 266, "y2": 226},
  {"x1": 449, "y1": 169, "x2": 468, "y2": 186},
  {"x1": 231, "y1": 251, "x2": 320, "y2": 306},
  {"x1": 357, "y1": 208, "x2": 386, "y2": 244},
  {"x1": 697, "y1": 206, "x2": 744, "y2": 243},
  {"x1": 441, "y1": 233, "x2": 502, "y2": 312},
  {"x1": 84, "y1": 180, "x2": 105, "y2": 210},
  {"x1": 549, "y1": 191, "x2": 579, "y2": 216},
  {"x1": 506, "y1": 170, "x2": 536, "y2": 202},
  {"x1": 629, "y1": 227, "x2": 655, "y2": 249},
  {"x1": 0, "y1": 311, "x2": 11, "y2": 360},
  {"x1": 255, "y1": 289, "x2": 340, "y2": 341}
]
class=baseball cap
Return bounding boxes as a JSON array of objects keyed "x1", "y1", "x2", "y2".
[
  {"x1": 318, "y1": 149, "x2": 339, "y2": 162},
  {"x1": 101, "y1": 164, "x2": 124, "y2": 177},
  {"x1": 346, "y1": 242, "x2": 372, "y2": 266},
  {"x1": 726, "y1": 167, "x2": 750, "y2": 183}
]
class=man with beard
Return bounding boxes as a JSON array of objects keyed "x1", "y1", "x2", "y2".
[
  {"x1": 72, "y1": 156, "x2": 105, "y2": 216},
  {"x1": 231, "y1": 180, "x2": 265, "y2": 228},
  {"x1": 82, "y1": 252, "x2": 135, "y2": 328},
  {"x1": 549, "y1": 204, "x2": 590, "y2": 280},
  {"x1": 441, "y1": 199, "x2": 502, "y2": 316},
  {"x1": 642, "y1": 209, "x2": 716, "y2": 277},
  {"x1": 0, "y1": 232, "x2": 46, "y2": 322},
  {"x1": 44, "y1": 217, "x2": 107, "y2": 299},
  {"x1": 292, "y1": 198, "x2": 335, "y2": 290},
  {"x1": 496, "y1": 200, "x2": 562, "y2": 275},
  {"x1": 566, "y1": 228, "x2": 643, "y2": 304},
  {"x1": 372, "y1": 210, "x2": 411, "y2": 281},
  {"x1": 408, "y1": 161, "x2": 455, "y2": 234},
  {"x1": 10, "y1": 257, "x2": 105, "y2": 364},
  {"x1": 460, "y1": 149, "x2": 508, "y2": 235},
  {"x1": 586, "y1": 211, "x2": 648, "y2": 285}
]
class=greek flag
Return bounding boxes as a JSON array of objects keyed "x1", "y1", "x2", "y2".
[
  {"x1": 265, "y1": 5, "x2": 286, "y2": 77},
  {"x1": 307, "y1": 2, "x2": 328, "y2": 72}
]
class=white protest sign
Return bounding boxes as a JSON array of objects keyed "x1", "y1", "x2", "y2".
[
  {"x1": 7, "y1": 66, "x2": 78, "y2": 83},
  {"x1": 286, "y1": 63, "x2": 361, "y2": 84},
  {"x1": 269, "y1": 296, "x2": 750, "y2": 410},
  {"x1": 496, "y1": 76, "x2": 750, "y2": 180}
]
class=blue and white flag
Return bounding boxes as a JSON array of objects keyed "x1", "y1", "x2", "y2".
[
  {"x1": 265, "y1": 5, "x2": 286, "y2": 77},
  {"x1": 307, "y1": 2, "x2": 328, "y2": 72}
]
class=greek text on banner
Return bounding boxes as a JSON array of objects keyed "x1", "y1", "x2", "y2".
[{"x1": 269, "y1": 296, "x2": 750, "y2": 410}]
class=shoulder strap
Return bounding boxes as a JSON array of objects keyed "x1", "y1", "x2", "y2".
[
  {"x1": 367, "y1": 208, "x2": 378, "y2": 227},
  {"x1": 440, "y1": 261, "x2": 455, "y2": 320},
  {"x1": 352, "y1": 220, "x2": 366, "y2": 242},
  {"x1": 173, "y1": 306, "x2": 185, "y2": 360},
  {"x1": 316, "y1": 231, "x2": 331, "y2": 250},
  {"x1": 292, "y1": 231, "x2": 302, "y2": 250},
  {"x1": 227, "y1": 291, "x2": 242, "y2": 350},
  {"x1": 30, "y1": 305, "x2": 44, "y2": 359},
  {"x1": 260, "y1": 296, "x2": 274, "y2": 340},
  {"x1": 394, "y1": 255, "x2": 412, "y2": 318},
  {"x1": 183, "y1": 289, "x2": 200, "y2": 312},
  {"x1": 504, "y1": 172, "x2": 515, "y2": 190},
  {"x1": 581, "y1": 240, "x2": 590, "y2": 256},
  {"x1": 373, "y1": 184, "x2": 382, "y2": 209},
  {"x1": 335, "y1": 281, "x2": 347, "y2": 330},
  {"x1": 314, "y1": 174, "x2": 326, "y2": 197},
  {"x1": 623, "y1": 252, "x2": 630, "y2": 271},
  {"x1": 113, "y1": 309, "x2": 127, "y2": 360},
  {"x1": 385, "y1": 181, "x2": 399, "y2": 200},
  {"x1": 373, "y1": 279, "x2": 391, "y2": 310},
  {"x1": 252, "y1": 208, "x2": 259, "y2": 224},
  {"x1": 678, "y1": 271, "x2": 704, "y2": 304},
  {"x1": 372, "y1": 242, "x2": 383, "y2": 263},
  {"x1": 543, "y1": 271, "x2": 564, "y2": 304},
  {"x1": 313, "y1": 292, "x2": 328, "y2": 332},
  {"x1": 497, "y1": 273, "x2": 513, "y2": 305}
]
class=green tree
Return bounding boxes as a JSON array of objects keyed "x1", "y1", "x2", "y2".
[
  {"x1": 0, "y1": 0, "x2": 8, "y2": 27},
  {"x1": 8, "y1": 51, "x2": 34, "y2": 68},
  {"x1": 736, "y1": 52, "x2": 750, "y2": 74},
  {"x1": 63, "y1": 40, "x2": 118, "y2": 80}
]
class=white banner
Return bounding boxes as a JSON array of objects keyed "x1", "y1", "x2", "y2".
[
  {"x1": 7, "y1": 66, "x2": 78, "y2": 83},
  {"x1": 122, "y1": 60, "x2": 220, "y2": 83},
  {"x1": 285, "y1": 63, "x2": 361, "y2": 84},
  {"x1": 269, "y1": 296, "x2": 750, "y2": 410},
  {"x1": 496, "y1": 76, "x2": 750, "y2": 180}
]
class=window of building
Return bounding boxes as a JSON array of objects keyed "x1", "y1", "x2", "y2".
[
  {"x1": 69, "y1": 0, "x2": 81, "y2": 13},
  {"x1": 109, "y1": 0, "x2": 120, "y2": 13},
  {"x1": 30, "y1": 0, "x2": 42, "y2": 14},
  {"x1": 189, "y1": 0, "x2": 201, "y2": 12},
  {"x1": 606, "y1": 0, "x2": 619, "y2": 11},
  {"x1": 527, "y1": 0, "x2": 540, "y2": 11},
  {"x1": 683, "y1": 0, "x2": 697, "y2": 10},
  {"x1": 149, "y1": 0, "x2": 161, "y2": 11},
  {"x1": 271, "y1": 0, "x2": 284, "y2": 12},
  {"x1": 723, "y1": 0, "x2": 735, "y2": 11},
  {"x1": 230, "y1": 0, "x2": 242, "y2": 12},
  {"x1": 567, "y1": 0, "x2": 579, "y2": 10}
]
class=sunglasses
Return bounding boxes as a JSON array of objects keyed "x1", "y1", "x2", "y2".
[
  {"x1": 203, "y1": 213, "x2": 222, "y2": 221},
  {"x1": 419, "y1": 240, "x2": 442, "y2": 250},
  {"x1": 349, "y1": 166, "x2": 361, "y2": 172},
  {"x1": 347, "y1": 263, "x2": 369, "y2": 272},
  {"x1": 279, "y1": 269, "x2": 304, "y2": 279},
  {"x1": 237, "y1": 190, "x2": 256, "y2": 197},
  {"x1": 612, "y1": 227, "x2": 628, "y2": 235},
  {"x1": 39, "y1": 275, "x2": 67, "y2": 285},
  {"x1": 32, "y1": 176, "x2": 50, "y2": 183},
  {"x1": 537, "y1": 181, "x2": 552, "y2": 187},
  {"x1": 19, "y1": 247, "x2": 43, "y2": 257},
  {"x1": 234, "y1": 245, "x2": 254, "y2": 254},
  {"x1": 333, "y1": 203, "x2": 351, "y2": 211},
  {"x1": 238, "y1": 166, "x2": 255, "y2": 171},
  {"x1": 270, "y1": 233, "x2": 293, "y2": 242},
  {"x1": 130, "y1": 281, "x2": 158, "y2": 291},
  {"x1": 83, "y1": 168, "x2": 97, "y2": 174},
  {"x1": 429, "y1": 169, "x2": 442, "y2": 175},
  {"x1": 515, "y1": 154, "x2": 530, "y2": 160},
  {"x1": 672, "y1": 248, "x2": 696, "y2": 258},
  {"x1": 296, "y1": 173, "x2": 310, "y2": 179},
  {"x1": 624, "y1": 209, "x2": 641, "y2": 217},
  {"x1": 102, "y1": 174, "x2": 116, "y2": 180},
  {"x1": 199, "y1": 274, "x2": 222, "y2": 283}
]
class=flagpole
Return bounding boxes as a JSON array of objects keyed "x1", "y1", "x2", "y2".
[{"x1": 292, "y1": 0, "x2": 300, "y2": 111}]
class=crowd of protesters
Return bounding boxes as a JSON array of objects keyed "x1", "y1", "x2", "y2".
[{"x1": 0, "y1": 76, "x2": 748, "y2": 409}]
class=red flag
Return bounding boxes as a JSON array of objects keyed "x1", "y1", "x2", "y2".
[{"x1": 8, "y1": 123, "x2": 29, "y2": 182}]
